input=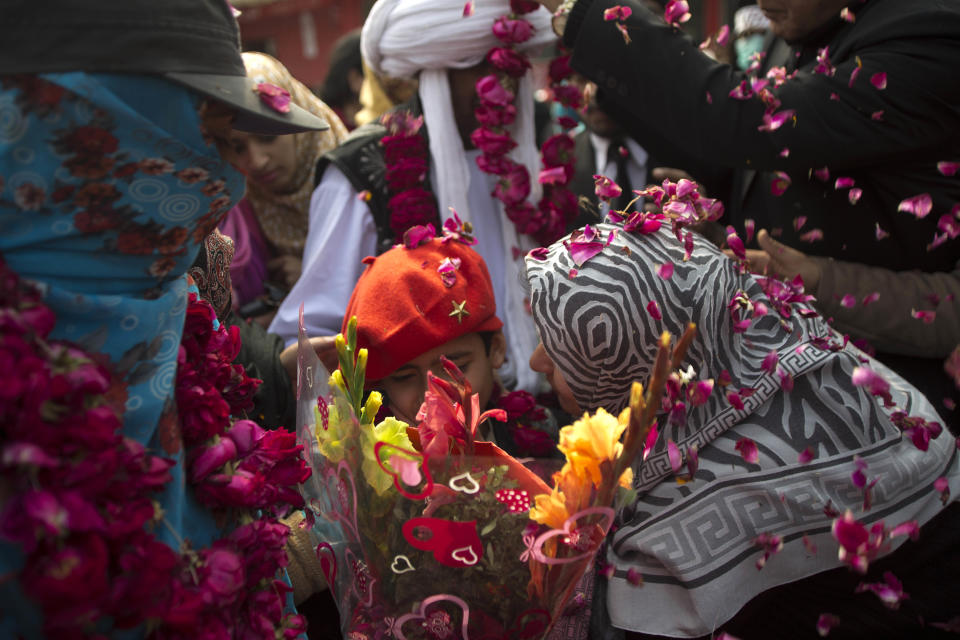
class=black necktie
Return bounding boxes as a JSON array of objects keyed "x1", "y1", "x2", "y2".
[{"x1": 607, "y1": 140, "x2": 632, "y2": 212}]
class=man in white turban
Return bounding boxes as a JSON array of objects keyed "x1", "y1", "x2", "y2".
[{"x1": 270, "y1": 0, "x2": 556, "y2": 394}]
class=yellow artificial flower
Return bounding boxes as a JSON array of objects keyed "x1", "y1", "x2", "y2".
[
  {"x1": 315, "y1": 402, "x2": 349, "y2": 463},
  {"x1": 361, "y1": 416, "x2": 414, "y2": 495},
  {"x1": 529, "y1": 486, "x2": 570, "y2": 529},
  {"x1": 558, "y1": 408, "x2": 627, "y2": 487}
]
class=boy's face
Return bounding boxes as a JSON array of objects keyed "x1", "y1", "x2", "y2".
[{"x1": 377, "y1": 332, "x2": 507, "y2": 425}]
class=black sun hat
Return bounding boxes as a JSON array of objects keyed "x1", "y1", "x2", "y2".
[{"x1": 0, "y1": 0, "x2": 328, "y2": 135}]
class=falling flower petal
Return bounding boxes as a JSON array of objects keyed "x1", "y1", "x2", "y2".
[
  {"x1": 626, "y1": 567, "x2": 644, "y2": 586},
  {"x1": 706, "y1": 90, "x2": 713, "y2": 104},
  {"x1": 889, "y1": 520, "x2": 920, "y2": 541},
  {"x1": 875, "y1": 223, "x2": 890, "y2": 240},
  {"x1": 870, "y1": 72, "x2": 887, "y2": 90},
  {"x1": 911, "y1": 309, "x2": 936, "y2": 324},
  {"x1": 851, "y1": 365, "x2": 893, "y2": 405},
  {"x1": 799, "y1": 229, "x2": 824, "y2": 243},
  {"x1": 357, "y1": 189, "x2": 372, "y2": 201},
  {"x1": 463, "y1": 0, "x2": 474, "y2": 16},
  {"x1": 716, "y1": 24, "x2": 730, "y2": 46},
  {"x1": 856, "y1": 572, "x2": 908, "y2": 610},
  {"x1": 934, "y1": 476, "x2": 951, "y2": 504},
  {"x1": 683, "y1": 231, "x2": 694, "y2": 261},
  {"x1": 758, "y1": 109, "x2": 795, "y2": 132},
  {"x1": 803, "y1": 533, "x2": 818, "y2": 554},
  {"x1": 667, "y1": 439, "x2": 682, "y2": 473},
  {"x1": 762, "y1": 350, "x2": 779, "y2": 373},
  {"x1": 727, "y1": 391, "x2": 744, "y2": 410},
  {"x1": 403, "y1": 223, "x2": 436, "y2": 249},
  {"x1": 798, "y1": 447, "x2": 815, "y2": 464},
  {"x1": 871, "y1": 110, "x2": 884, "y2": 121},
  {"x1": 848, "y1": 65, "x2": 861, "y2": 88},
  {"x1": 664, "y1": 0, "x2": 691, "y2": 26},
  {"x1": 753, "y1": 531, "x2": 783, "y2": 569},
  {"x1": 656, "y1": 263, "x2": 674, "y2": 279},
  {"x1": 817, "y1": 613, "x2": 841, "y2": 636},
  {"x1": 840, "y1": 294, "x2": 856, "y2": 308},
  {"x1": 814, "y1": 167, "x2": 830, "y2": 182},
  {"x1": 937, "y1": 161, "x2": 960, "y2": 177},
  {"x1": 615, "y1": 21, "x2": 632, "y2": 43},
  {"x1": 646, "y1": 300, "x2": 662, "y2": 320},
  {"x1": 834, "y1": 177, "x2": 855, "y2": 189},
  {"x1": 848, "y1": 188, "x2": 863, "y2": 205},
  {"x1": 899, "y1": 194, "x2": 934, "y2": 219},
  {"x1": 593, "y1": 174, "x2": 622, "y2": 200},
  {"x1": 793, "y1": 215, "x2": 807, "y2": 231},
  {"x1": 862, "y1": 292, "x2": 880, "y2": 306},
  {"x1": 603, "y1": 5, "x2": 633, "y2": 20},
  {"x1": 779, "y1": 147, "x2": 790, "y2": 158},
  {"x1": 256, "y1": 82, "x2": 291, "y2": 113},
  {"x1": 744, "y1": 219, "x2": 756, "y2": 244},
  {"x1": 539, "y1": 166, "x2": 568, "y2": 185},
  {"x1": 814, "y1": 46, "x2": 835, "y2": 76},
  {"x1": 735, "y1": 437, "x2": 759, "y2": 464},
  {"x1": 726, "y1": 226, "x2": 746, "y2": 260},
  {"x1": 771, "y1": 172, "x2": 791, "y2": 196}
]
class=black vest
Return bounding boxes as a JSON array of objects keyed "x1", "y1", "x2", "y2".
[{"x1": 314, "y1": 99, "x2": 439, "y2": 256}]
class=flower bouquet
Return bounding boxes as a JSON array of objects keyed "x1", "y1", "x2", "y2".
[{"x1": 295, "y1": 313, "x2": 682, "y2": 640}]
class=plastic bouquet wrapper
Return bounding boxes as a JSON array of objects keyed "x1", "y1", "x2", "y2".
[{"x1": 295, "y1": 312, "x2": 681, "y2": 640}]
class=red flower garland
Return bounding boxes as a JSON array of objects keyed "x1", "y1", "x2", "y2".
[
  {"x1": 0, "y1": 256, "x2": 310, "y2": 639},
  {"x1": 472, "y1": 0, "x2": 581, "y2": 246},
  {"x1": 382, "y1": 111, "x2": 440, "y2": 242}
]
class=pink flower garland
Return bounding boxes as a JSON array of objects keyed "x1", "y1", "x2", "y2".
[
  {"x1": 0, "y1": 256, "x2": 310, "y2": 639},
  {"x1": 472, "y1": 0, "x2": 581, "y2": 246}
]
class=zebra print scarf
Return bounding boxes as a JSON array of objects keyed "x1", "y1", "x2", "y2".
[{"x1": 525, "y1": 224, "x2": 958, "y2": 637}]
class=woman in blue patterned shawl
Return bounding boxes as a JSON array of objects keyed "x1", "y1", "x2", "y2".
[{"x1": 525, "y1": 223, "x2": 959, "y2": 639}]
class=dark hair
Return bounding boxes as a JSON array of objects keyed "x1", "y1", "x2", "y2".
[{"x1": 320, "y1": 29, "x2": 363, "y2": 107}]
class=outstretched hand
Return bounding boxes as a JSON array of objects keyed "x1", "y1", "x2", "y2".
[{"x1": 738, "y1": 229, "x2": 823, "y2": 292}]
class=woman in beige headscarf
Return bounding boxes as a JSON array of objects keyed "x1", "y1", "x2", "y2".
[{"x1": 219, "y1": 52, "x2": 348, "y2": 323}]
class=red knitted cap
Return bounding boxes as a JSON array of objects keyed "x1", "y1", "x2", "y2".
[{"x1": 343, "y1": 238, "x2": 503, "y2": 380}]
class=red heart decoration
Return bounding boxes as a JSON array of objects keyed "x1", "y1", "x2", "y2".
[{"x1": 402, "y1": 517, "x2": 483, "y2": 568}]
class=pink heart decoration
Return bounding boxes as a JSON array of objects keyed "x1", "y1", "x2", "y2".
[
  {"x1": 316, "y1": 542, "x2": 337, "y2": 592},
  {"x1": 403, "y1": 517, "x2": 483, "y2": 568},
  {"x1": 394, "y1": 594, "x2": 471, "y2": 640},
  {"x1": 375, "y1": 441, "x2": 433, "y2": 499},
  {"x1": 322, "y1": 461, "x2": 360, "y2": 543},
  {"x1": 529, "y1": 506, "x2": 615, "y2": 565}
]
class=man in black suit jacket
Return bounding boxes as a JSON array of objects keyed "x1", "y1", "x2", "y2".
[{"x1": 545, "y1": 0, "x2": 960, "y2": 413}]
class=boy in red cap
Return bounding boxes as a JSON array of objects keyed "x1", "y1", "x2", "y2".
[{"x1": 342, "y1": 227, "x2": 558, "y2": 455}]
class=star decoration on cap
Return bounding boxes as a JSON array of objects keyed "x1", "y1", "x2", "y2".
[{"x1": 449, "y1": 300, "x2": 470, "y2": 323}]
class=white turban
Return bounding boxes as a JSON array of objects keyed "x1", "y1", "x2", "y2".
[
  {"x1": 360, "y1": 0, "x2": 556, "y2": 394},
  {"x1": 733, "y1": 5, "x2": 771, "y2": 37},
  {"x1": 361, "y1": 0, "x2": 555, "y2": 79}
]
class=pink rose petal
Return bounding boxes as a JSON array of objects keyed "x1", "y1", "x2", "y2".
[
  {"x1": 799, "y1": 228, "x2": 824, "y2": 243},
  {"x1": 875, "y1": 223, "x2": 890, "y2": 240},
  {"x1": 646, "y1": 300, "x2": 662, "y2": 320},
  {"x1": 744, "y1": 219, "x2": 756, "y2": 244},
  {"x1": 848, "y1": 188, "x2": 862, "y2": 205},
  {"x1": 814, "y1": 167, "x2": 830, "y2": 182},
  {"x1": 898, "y1": 193, "x2": 933, "y2": 219},
  {"x1": 817, "y1": 613, "x2": 841, "y2": 636},
  {"x1": 870, "y1": 72, "x2": 887, "y2": 90},
  {"x1": 871, "y1": 110, "x2": 885, "y2": 121},
  {"x1": 862, "y1": 292, "x2": 880, "y2": 306},
  {"x1": 463, "y1": 0, "x2": 474, "y2": 16},
  {"x1": 840, "y1": 294, "x2": 856, "y2": 308},
  {"x1": 256, "y1": 82, "x2": 291, "y2": 113},
  {"x1": 735, "y1": 437, "x2": 759, "y2": 464},
  {"x1": 667, "y1": 439, "x2": 682, "y2": 472},
  {"x1": 758, "y1": 109, "x2": 795, "y2": 132},
  {"x1": 793, "y1": 215, "x2": 807, "y2": 231},
  {"x1": 771, "y1": 172, "x2": 791, "y2": 196},
  {"x1": 834, "y1": 176, "x2": 855, "y2": 189},
  {"x1": 911, "y1": 309, "x2": 936, "y2": 323},
  {"x1": 937, "y1": 161, "x2": 960, "y2": 177},
  {"x1": 855, "y1": 572, "x2": 908, "y2": 610},
  {"x1": 664, "y1": 0, "x2": 691, "y2": 26},
  {"x1": 716, "y1": 24, "x2": 730, "y2": 46},
  {"x1": 798, "y1": 447, "x2": 815, "y2": 464},
  {"x1": 656, "y1": 263, "x2": 674, "y2": 279},
  {"x1": 603, "y1": 5, "x2": 633, "y2": 20},
  {"x1": 762, "y1": 350, "x2": 779, "y2": 373},
  {"x1": 539, "y1": 166, "x2": 568, "y2": 185},
  {"x1": 726, "y1": 226, "x2": 746, "y2": 260}
]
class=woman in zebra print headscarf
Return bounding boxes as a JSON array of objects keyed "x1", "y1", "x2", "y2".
[{"x1": 525, "y1": 223, "x2": 959, "y2": 639}]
